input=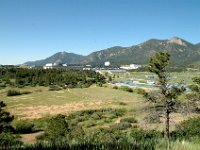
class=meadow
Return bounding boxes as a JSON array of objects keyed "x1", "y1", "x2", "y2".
[{"x1": 1, "y1": 70, "x2": 200, "y2": 149}]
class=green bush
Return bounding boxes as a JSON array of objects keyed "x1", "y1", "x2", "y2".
[
  {"x1": 0, "y1": 83, "x2": 6, "y2": 88},
  {"x1": 7, "y1": 89, "x2": 32, "y2": 96},
  {"x1": 21, "y1": 91, "x2": 32, "y2": 95},
  {"x1": 136, "y1": 88, "x2": 145, "y2": 94},
  {"x1": 17, "y1": 84, "x2": 25, "y2": 88},
  {"x1": 7, "y1": 89, "x2": 21, "y2": 96},
  {"x1": 111, "y1": 121, "x2": 132, "y2": 130},
  {"x1": 188, "y1": 84, "x2": 199, "y2": 92},
  {"x1": 84, "y1": 121, "x2": 96, "y2": 128},
  {"x1": 0, "y1": 101, "x2": 14, "y2": 133},
  {"x1": 172, "y1": 117, "x2": 200, "y2": 140},
  {"x1": 0, "y1": 132, "x2": 22, "y2": 149},
  {"x1": 91, "y1": 113, "x2": 102, "y2": 120},
  {"x1": 66, "y1": 126, "x2": 85, "y2": 141},
  {"x1": 120, "y1": 117, "x2": 137, "y2": 123},
  {"x1": 119, "y1": 86, "x2": 133, "y2": 93},
  {"x1": 49, "y1": 85, "x2": 62, "y2": 91},
  {"x1": 112, "y1": 108, "x2": 126, "y2": 117},
  {"x1": 44, "y1": 114, "x2": 69, "y2": 140},
  {"x1": 116, "y1": 101, "x2": 127, "y2": 106},
  {"x1": 103, "y1": 118, "x2": 113, "y2": 123},
  {"x1": 15, "y1": 120, "x2": 34, "y2": 134},
  {"x1": 129, "y1": 128, "x2": 161, "y2": 141},
  {"x1": 112, "y1": 86, "x2": 118, "y2": 90},
  {"x1": 64, "y1": 108, "x2": 127, "y2": 131},
  {"x1": 86, "y1": 128, "x2": 118, "y2": 143}
]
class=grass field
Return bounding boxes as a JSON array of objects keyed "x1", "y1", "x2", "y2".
[
  {"x1": 0, "y1": 83, "x2": 195, "y2": 131},
  {"x1": 0, "y1": 85, "x2": 144, "y2": 119}
]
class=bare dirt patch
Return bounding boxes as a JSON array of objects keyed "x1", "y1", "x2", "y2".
[{"x1": 20, "y1": 132, "x2": 43, "y2": 144}]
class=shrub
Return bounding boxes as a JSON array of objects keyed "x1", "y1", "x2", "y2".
[
  {"x1": 81, "y1": 83, "x2": 91, "y2": 88},
  {"x1": 136, "y1": 88, "x2": 148, "y2": 96},
  {"x1": 111, "y1": 121, "x2": 132, "y2": 130},
  {"x1": 0, "y1": 101, "x2": 14, "y2": 133},
  {"x1": 103, "y1": 118, "x2": 113, "y2": 123},
  {"x1": 15, "y1": 120, "x2": 34, "y2": 134},
  {"x1": 120, "y1": 117, "x2": 137, "y2": 123},
  {"x1": 45, "y1": 114, "x2": 69, "y2": 140},
  {"x1": 49, "y1": 85, "x2": 62, "y2": 91},
  {"x1": 84, "y1": 121, "x2": 96, "y2": 128},
  {"x1": 91, "y1": 113, "x2": 102, "y2": 120},
  {"x1": 67, "y1": 126, "x2": 85, "y2": 141},
  {"x1": 0, "y1": 132, "x2": 22, "y2": 148},
  {"x1": 0, "y1": 83, "x2": 6, "y2": 88},
  {"x1": 144, "y1": 113, "x2": 161, "y2": 123},
  {"x1": 35, "y1": 89, "x2": 43, "y2": 92},
  {"x1": 112, "y1": 86, "x2": 118, "y2": 90},
  {"x1": 86, "y1": 128, "x2": 118, "y2": 143},
  {"x1": 129, "y1": 128, "x2": 161, "y2": 141},
  {"x1": 21, "y1": 91, "x2": 32, "y2": 95},
  {"x1": 117, "y1": 102, "x2": 127, "y2": 106},
  {"x1": 188, "y1": 84, "x2": 199, "y2": 92},
  {"x1": 119, "y1": 86, "x2": 133, "y2": 93},
  {"x1": 7, "y1": 89, "x2": 21, "y2": 96},
  {"x1": 172, "y1": 117, "x2": 200, "y2": 139},
  {"x1": 112, "y1": 109, "x2": 126, "y2": 117},
  {"x1": 17, "y1": 84, "x2": 25, "y2": 88}
]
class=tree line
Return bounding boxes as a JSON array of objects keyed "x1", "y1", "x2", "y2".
[{"x1": 0, "y1": 68, "x2": 105, "y2": 88}]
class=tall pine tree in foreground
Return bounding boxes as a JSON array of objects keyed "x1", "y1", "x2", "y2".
[{"x1": 146, "y1": 52, "x2": 185, "y2": 141}]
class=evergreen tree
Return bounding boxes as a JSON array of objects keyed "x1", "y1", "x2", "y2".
[
  {"x1": 186, "y1": 77, "x2": 200, "y2": 110},
  {"x1": 146, "y1": 52, "x2": 185, "y2": 141},
  {"x1": 0, "y1": 101, "x2": 14, "y2": 133}
]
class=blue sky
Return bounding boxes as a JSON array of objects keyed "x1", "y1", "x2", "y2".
[{"x1": 0, "y1": 0, "x2": 200, "y2": 65}]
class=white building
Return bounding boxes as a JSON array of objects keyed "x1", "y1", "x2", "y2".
[
  {"x1": 62, "y1": 64, "x2": 67, "y2": 67},
  {"x1": 104, "y1": 61, "x2": 110, "y2": 66},
  {"x1": 120, "y1": 64, "x2": 141, "y2": 70},
  {"x1": 43, "y1": 63, "x2": 53, "y2": 69}
]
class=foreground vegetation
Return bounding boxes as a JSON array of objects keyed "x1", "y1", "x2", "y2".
[{"x1": 1, "y1": 107, "x2": 200, "y2": 149}]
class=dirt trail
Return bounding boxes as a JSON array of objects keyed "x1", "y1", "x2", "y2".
[{"x1": 20, "y1": 131, "x2": 44, "y2": 144}]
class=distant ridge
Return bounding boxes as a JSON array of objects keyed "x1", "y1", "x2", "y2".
[
  {"x1": 25, "y1": 37, "x2": 200, "y2": 67},
  {"x1": 25, "y1": 52, "x2": 84, "y2": 66}
]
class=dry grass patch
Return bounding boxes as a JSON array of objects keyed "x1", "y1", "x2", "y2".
[
  {"x1": 3, "y1": 86, "x2": 143, "y2": 119},
  {"x1": 9, "y1": 100, "x2": 122, "y2": 119}
]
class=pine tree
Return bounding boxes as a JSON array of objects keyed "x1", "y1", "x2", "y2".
[
  {"x1": 0, "y1": 101, "x2": 14, "y2": 133},
  {"x1": 147, "y1": 52, "x2": 185, "y2": 141}
]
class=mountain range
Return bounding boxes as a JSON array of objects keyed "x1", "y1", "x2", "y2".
[{"x1": 25, "y1": 37, "x2": 200, "y2": 67}]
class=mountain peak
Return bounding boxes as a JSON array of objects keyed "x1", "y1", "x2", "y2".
[
  {"x1": 56, "y1": 51, "x2": 68, "y2": 55},
  {"x1": 24, "y1": 37, "x2": 200, "y2": 67},
  {"x1": 168, "y1": 37, "x2": 187, "y2": 46}
]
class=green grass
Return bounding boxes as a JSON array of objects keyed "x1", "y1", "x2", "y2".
[
  {"x1": 0, "y1": 85, "x2": 144, "y2": 119},
  {"x1": 156, "y1": 140, "x2": 200, "y2": 150}
]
